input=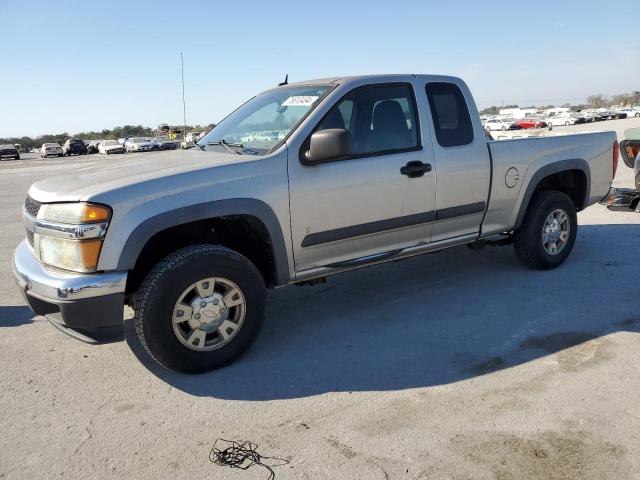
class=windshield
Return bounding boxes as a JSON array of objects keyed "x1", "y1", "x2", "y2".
[
  {"x1": 199, "y1": 85, "x2": 332, "y2": 154},
  {"x1": 131, "y1": 138, "x2": 146, "y2": 143},
  {"x1": 104, "y1": 140, "x2": 119, "y2": 146}
]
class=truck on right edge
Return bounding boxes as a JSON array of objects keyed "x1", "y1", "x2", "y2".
[{"x1": 13, "y1": 74, "x2": 618, "y2": 373}]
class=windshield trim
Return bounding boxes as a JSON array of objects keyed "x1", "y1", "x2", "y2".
[{"x1": 197, "y1": 84, "x2": 337, "y2": 156}]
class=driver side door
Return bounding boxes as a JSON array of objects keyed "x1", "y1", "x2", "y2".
[{"x1": 287, "y1": 82, "x2": 437, "y2": 272}]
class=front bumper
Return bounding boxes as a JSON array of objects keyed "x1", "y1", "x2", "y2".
[
  {"x1": 12, "y1": 240, "x2": 127, "y2": 341},
  {"x1": 599, "y1": 187, "x2": 640, "y2": 212}
]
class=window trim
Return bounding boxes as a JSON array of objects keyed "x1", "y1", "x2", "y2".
[
  {"x1": 425, "y1": 81, "x2": 474, "y2": 148},
  {"x1": 299, "y1": 82, "x2": 423, "y2": 166}
]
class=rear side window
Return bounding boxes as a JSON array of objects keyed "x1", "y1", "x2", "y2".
[{"x1": 425, "y1": 82, "x2": 474, "y2": 147}]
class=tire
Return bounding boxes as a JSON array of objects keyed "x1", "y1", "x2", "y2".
[
  {"x1": 513, "y1": 191, "x2": 577, "y2": 270},
  {"x1": 565, "y1": 121, "x2": 570, "y2": 126},
  {"x1": 133, "y1": 244, "x2": 266, "y2": 373},
  {"x1": 501, "y1": 126, "x2": 507, "y2": 131},
  {"x1": 636, "y1": 113, "x2": 640, "y2": 118}
]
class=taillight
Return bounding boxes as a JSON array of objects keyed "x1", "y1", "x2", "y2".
[{"x1": 612, "y1": 141, "x2": 619, "y2": 179}]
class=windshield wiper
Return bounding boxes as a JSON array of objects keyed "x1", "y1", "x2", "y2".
[{"x1": 207, "y1": 139, "x2": 243, "y2": 155}]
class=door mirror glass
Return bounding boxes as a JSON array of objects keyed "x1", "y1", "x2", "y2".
[{"x1": 305, "y1": 128, "x2": 352, "y2": 163}]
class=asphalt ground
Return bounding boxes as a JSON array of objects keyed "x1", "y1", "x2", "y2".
[{"x1": 1, "y1": 118, "x2": 639, "y2": 479}]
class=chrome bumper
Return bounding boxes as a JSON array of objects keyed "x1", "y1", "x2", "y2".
[
  {"x1": 13, "y1": 240, "x2": 127, "y2": 339},
  {"x1": 13, "y1": 240, "x2": 126, "y2": 301},
  {"x1": 599, "y1": 187, "x2": 640, "y2": 212}
]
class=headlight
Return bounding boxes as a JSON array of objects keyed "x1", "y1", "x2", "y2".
[
  {"x1": 32, "y1": 202, "x2": 111, "y2": 272},
  {"x1": 38, "y1": 203, "x2": 110, "y2": 224}
]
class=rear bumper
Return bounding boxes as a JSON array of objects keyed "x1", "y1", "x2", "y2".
[{"x1": 12, "y1": 240, "x2": 127, "y2": 340}]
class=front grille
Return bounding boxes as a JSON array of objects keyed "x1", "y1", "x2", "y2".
[{"x1": 24, "y1": 196, "x2": 42, "y2": 217}]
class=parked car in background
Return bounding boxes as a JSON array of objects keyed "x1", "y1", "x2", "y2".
[
  {"x1": 86, "y1": 140, "x2": 102, "y2": 154},
  {"x1": 125, "y1": 137, "x2": 160, "y2": 152},
  {"x1": 484, "y1": 117, "x2": 520, "y2": 131},
  {"x1": 40, "y1": 143, "x2": 63, "y2": 157},
  {"x1": 601, "y1": 127, "x2": 640, "y2": 211},
  {"x1": 157, "y1": 137, "x2": 180, "y2": 150},
  {"x1": 0, "y1": 144, "x2": 20, "y2": 160},
  {"x1": 185, "y1": 132, "x2": 203, "y2": 143},
  {"x1": 98, "y1": 140, "x2": 126, "y2": 155},
  {"x1": 516, "y1": 117, "x2": 548, "y2": 129},
  {"x1": 547, "y1": 114, "x2": 584, "y2": 126},
  {"x1": 617, "y1": 107, "x2": 640, "y2": 118},
  {"x1": 62, "y1": 138, "x2": 87, "y2": 156}
]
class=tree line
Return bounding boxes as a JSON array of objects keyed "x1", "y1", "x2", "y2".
[
  {"x1": 479, "y1": 90, "x2": 640, "y2": 116},
  {"x1": 0, "y1": 123, "x2": 216, "y2": 149}
]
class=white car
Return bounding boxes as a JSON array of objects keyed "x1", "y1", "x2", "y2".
[
  {"x1": 547, "y1": 114, "x2": 582, "y2": 126},
  {"x1": 98, "y1": 140, "x2": 126, "y2": 155},
  {"x1": 125, "y1": 137, "x2": 160, "y2": 152},
  {"x1": 185, "y1": 132, "x2": 203, "y2": 143},
  {"x1": 484, "y1": 117, "x2": 518, "y2": 131},
  {"x1": 617, "y1": 108, "x2": 640, "y2": 118},
  {"x1": 40, "y1": 143, "x2": 63, "y2": 158}
]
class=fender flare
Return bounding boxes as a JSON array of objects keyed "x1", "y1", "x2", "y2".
[
  {"x1": 115, "y1": 198, "x2": 290, "y2": 285},
  {"x1": 514, "y1": 158, "x2": 591, "y2": 229}
]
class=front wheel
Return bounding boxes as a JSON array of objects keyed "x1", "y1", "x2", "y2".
[
  {"x1": 133, "y1": 245, "x2": 266, "y2": 373},
  {"x1": 513, "y1": 191, "x2": 577, "y2": 270}
]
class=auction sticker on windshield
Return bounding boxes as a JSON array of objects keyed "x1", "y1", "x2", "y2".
[{"x1": 282, "y1": 96, "x2": 319, "y2": 107}]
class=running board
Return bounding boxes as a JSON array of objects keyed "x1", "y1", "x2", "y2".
[
  {"x1": 325, "y1": 249, "x2": 403, "y2": 268},
  {"x1": 295, "y1": 233, "x2": 479, "y2": 283}
]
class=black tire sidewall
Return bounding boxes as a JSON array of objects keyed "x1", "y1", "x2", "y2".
[
  {"x1": 137, "y1": 247, "x2": 265, "y2": 373},
  {"x1": 515, "y1": 191, "x2": 577, "y2": 269}
]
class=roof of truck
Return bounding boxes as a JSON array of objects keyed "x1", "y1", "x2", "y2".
[{"x1": 285, "y1": 74, "x2": 460, "y2": 87}]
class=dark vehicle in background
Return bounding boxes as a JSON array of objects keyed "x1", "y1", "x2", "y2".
[
  {"x1": 62, "y1": 138, "x2": 88, "y2": 156},
  {"x1": 158, "y1": 137, "x2": 179, "y2": 150},
  {"x1": 86, "y1": 140, "x2": 102, "y2": 154},
  {"x1": 0, "y1": 144, "x2": 20, "y2": 160}
]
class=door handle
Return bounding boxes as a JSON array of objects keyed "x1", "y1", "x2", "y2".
[{"x1": 400, "y1": 161, "x2": 432, "y2": 178}]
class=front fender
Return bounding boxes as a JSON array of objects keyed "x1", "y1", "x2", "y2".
[{"x1": 111, "y1": 198, "x2": 290, "y2": 285}]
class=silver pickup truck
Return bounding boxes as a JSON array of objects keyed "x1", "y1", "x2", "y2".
[{"x1": 13, "y1": 74, "x2": 618, "y2": 373}]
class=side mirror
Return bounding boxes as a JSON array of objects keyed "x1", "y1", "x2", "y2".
[
  {"x1": 619, "y1": 140, "x2": 640, "y2": 169},
  {"x1": 305, "y1": 129, "x2": 352, "y2": 163}
]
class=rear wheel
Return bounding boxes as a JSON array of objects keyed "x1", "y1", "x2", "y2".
[
  {"x1": 513, "y1": 191, "x2": 577, "y2": 270},
  {"x1": 133, "y1": 245, "x2": 266, "y2": 373}
]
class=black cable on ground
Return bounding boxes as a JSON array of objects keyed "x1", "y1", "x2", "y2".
[{"x1": 210, "y1": 438, "x2": 289, "y2": 480}]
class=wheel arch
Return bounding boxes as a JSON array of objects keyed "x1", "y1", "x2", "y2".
[
  {"x1": 117, "y1": 199, "x2": 290, "y2": 292},
  {"x1": 515, "y1": 159, "x2": 590, "y2": 229}
]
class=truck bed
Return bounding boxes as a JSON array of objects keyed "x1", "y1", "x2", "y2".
[{"x1": 481, "y1": 131, "x2": 616, "y2": 237}]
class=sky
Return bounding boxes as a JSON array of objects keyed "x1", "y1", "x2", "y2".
[{"x1": 1, "y1": 0, "x2": 639, "y2": 138}]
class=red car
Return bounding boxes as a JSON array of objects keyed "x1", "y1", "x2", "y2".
[{"x1": 516, "y1": 118, "x2": 548, "y2": 129}]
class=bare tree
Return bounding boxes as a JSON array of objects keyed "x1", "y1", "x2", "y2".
[{"x1": 587, "y1": 94, "x2": 608, "y2": 108}]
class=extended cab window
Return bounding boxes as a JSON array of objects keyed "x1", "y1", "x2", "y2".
[
  {"x1": 425, "y1": 82, "x2": 474, "y2": 147},
  {"x1": 316, "y1": 84, "x2": 419, "y2": 156}
]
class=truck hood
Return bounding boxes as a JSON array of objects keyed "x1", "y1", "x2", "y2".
[{"x1": 28, "y1": 149, "x2": 254, "y2": 202}]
